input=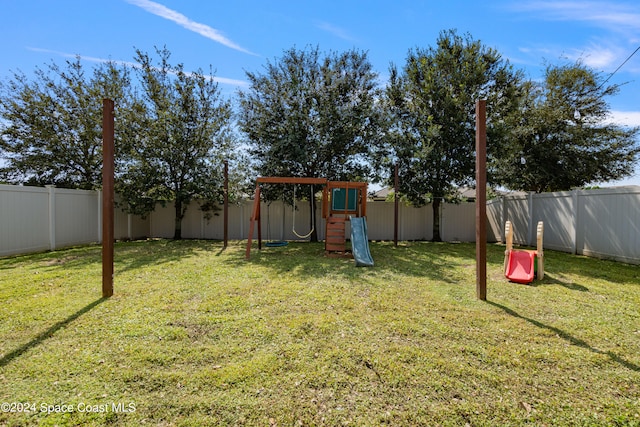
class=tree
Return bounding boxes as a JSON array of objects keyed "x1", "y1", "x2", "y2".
[
  {"x1": 117, "y1": 47, "x2": 233, "y2": 239},
  {"x1": 492, "y1": 61, "x2": 640, "y2": 192},
  {"x1": 237, "y1": 46, "x2": 386, "y2": 241},
  {"x1": 384, "y1": 29, "x2": 523, "y2": 241},
  {"x1": 0, "y1": 58, "x2": 133, "y2": 189}
]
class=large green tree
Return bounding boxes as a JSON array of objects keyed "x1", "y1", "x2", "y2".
[
  {"x1": 0, "y1": 58, "x2": 133, "y2": 189},
  {"x1": 385, "y1": 29, "x2": 523, "y2": 241},
  {"x1": 237, "y1": 46, "x2": 386, "y2": 241},
  {"x1": 118, "y1": 47, "x2": 233, "y2": 239},
  {"x1": 493, "y1": 61, "x2": 640, "y2": 192}
]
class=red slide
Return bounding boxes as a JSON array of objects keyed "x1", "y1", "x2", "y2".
[{"x1": 505, "y1": 250, "x2": 536, "y2": 284}]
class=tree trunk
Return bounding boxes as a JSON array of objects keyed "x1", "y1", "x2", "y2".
[
  {"x1": 432, "y1": 198, "x2": 442, "y2": 242},
  {"x1": 173, "y1": 200, "x2": 183, "y2": 240}
]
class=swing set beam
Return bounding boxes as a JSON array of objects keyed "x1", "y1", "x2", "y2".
[
  {"x1": 245, "y1": 177, "x2": 367, "y2": 260},
  {"x1": 255, "y1": 177, "x2": 328, "y2": 185},
  {"x1": 246, "y1": 178, "x2": 327, "y2": 260}
]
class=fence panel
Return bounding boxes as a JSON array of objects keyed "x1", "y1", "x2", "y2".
[
  {"x1": 532, "y1": 192, "x2": 574, "y2": 252},
  {"x1": 399, "y1": 203, "x2": 432, "y2": 241},
  {"x1": 497, "y1": 187, "x2": 640, "y2": 264},
  {"x1": 0, "y1": 184, "x2": 149, "y2": 257},
  {"x1": 0, "y1": 185, "x2": 50, "y2": 256},
  {"x1": 487, "y1": 199, "x2": 503, "y2": 242},
  {"x1": 578, "y1": 188, "x2": 640, "y2": 264},
  {"x1": 54, "y1": 188, "x2": 99, "y2": 248},
  {"x1": 441, "y1": 202, "x2": 476, "y2": 242},
  {"x1": 149, "y1": 203, "x2": 175, "y2": 239},
  {"x1": 2, "y1": 184, "x2": 639, "y2": 264},
  {"x1": 504, "y1": 196, "x2": 530, "y2": 245},
  {"x1": 366, "y1": 201, "x2": 395, "y2": 241}
]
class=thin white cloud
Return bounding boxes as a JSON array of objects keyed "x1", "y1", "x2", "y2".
[
  {"x1": 562, "y1": 42, "x2": 622, "y2": 70},
  {"x1": 27, "y1": 47, "x2": 248, "y2": 87},
  {"x1": 521, "y1": 41, "x2": 639, "y2": 73},
  {"x1": 124, "y1": 0, "x2": 257, "y2": 56},
  {"x1": 315, "y1": 21, "x2": 358, "y2": 42},
  {"x1": 513, "y1": 1, "x2": 640, "y2": 31},
  {"x1": 577, "y1": 46, "x2": 618, "y2": 69},
  {"x1": 608, "y1": 110, "x2": 640, "y2": 127}
]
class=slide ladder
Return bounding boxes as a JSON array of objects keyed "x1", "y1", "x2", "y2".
[{"x1": 325, "y1": 216, "x2": 347, "y2": 254}]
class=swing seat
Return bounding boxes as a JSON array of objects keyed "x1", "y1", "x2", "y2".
[{"x1": 265, "y1": 241, "x2": 288, "y2": 247}]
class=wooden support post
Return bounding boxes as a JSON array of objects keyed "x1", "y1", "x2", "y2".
[
  {"x1": 394, "y1": 163, "x2": 399, "y2": 246},
  {"x1": 245, "y1": 184, "x2": 261, "y2": 259},
  {"x1": 223, "y1": 160, "x2": 229, "y2": 248},
  {"x1": 475, "y1": 100, "x2": 487, "y2": 301},
  {"x1": 257, "y1": 186, "x2": 262, "y2": 250},
  {"x1": 537, "y1": 221, "x2": 544, "y2": 280},
  {"x1": 504, "y1": 220, "x2": 513, "y2": 275},
  {"x1": 102, "y1": 99, "x2": 114, "y2": 298}
]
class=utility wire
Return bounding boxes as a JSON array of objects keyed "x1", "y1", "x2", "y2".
[
  {"x1": 597, "y1": 44, "x2": 640, "y2": 91},
  {"x1": 574, "y1": 44, "x2": 640, "y2": 119}
]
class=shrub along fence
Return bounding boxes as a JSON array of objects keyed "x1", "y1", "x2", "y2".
[{"x1": 1, "y1": 183, "x2": 638, "y2": 264}]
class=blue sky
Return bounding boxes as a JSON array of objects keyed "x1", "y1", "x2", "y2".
[{"x1": 1, "y1": 0, "x2": 640, "y2": 185}]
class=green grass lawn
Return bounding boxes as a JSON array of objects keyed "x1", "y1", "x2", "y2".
[{"x1": 1, "y1": 240, "x2": 639, "y2": 426}]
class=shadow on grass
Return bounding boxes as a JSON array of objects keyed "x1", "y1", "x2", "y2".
[
  {"x1": 0, "y1": 239, "x2": 215, "y2": 275},
  {"x1": 0, "y1": 245, "x2": 102, "y2": 271},
  {"x1": 487, "y1": 300, "x2": 640, "y2": 372},
  {"x1": 530, "y1": 273, "x2": 590, "y2": 292},
  {"x1": 113, "y1": 239, "x2": 216, "y2": 273},
  {"x1": 0, "y1": 298, "x2": 107, "y2": 367},
  {"x1": 237, "y1": 241, "x2": 484, "y2": 283},
  {"x1": 543, "y1": 250, "x2": 640, "y2": 287}
]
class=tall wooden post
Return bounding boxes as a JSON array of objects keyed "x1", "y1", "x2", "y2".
[
  {"x1": 394, "y1": 163, "x2": 399, "y2": 247},
  {"x1": 475, "y1": 100, "x2": 487, "y2": 301},
  {"x1": 245, "y1": 184, "x2": 261, "y2": 260},
  {"x1": 223, "y1": 160, "x2": 229, "y2": 248},
  {"x1": 102, "y1": 99, "x2": 114, "y2": 298}
]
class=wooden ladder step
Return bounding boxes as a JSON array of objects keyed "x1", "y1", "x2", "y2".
[{"x1": 325, "y1": 216, "x2": 346, "y2": 253}]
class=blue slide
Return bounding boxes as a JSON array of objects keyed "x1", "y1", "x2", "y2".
[{"x1": 350, "y1": 216, "x2": 374, "y2": 267}]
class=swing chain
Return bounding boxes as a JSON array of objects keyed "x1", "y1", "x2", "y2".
[{"x1": 292, "y1": 184, "x2": 315, "y2": 239}]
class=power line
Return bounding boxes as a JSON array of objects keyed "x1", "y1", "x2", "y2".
[
  {"x1": 598, "y1": 44, "x2": 640, "y2": 91},
  {"x1": 574, "y1": 44, "x2": 640, "y2": 120}
]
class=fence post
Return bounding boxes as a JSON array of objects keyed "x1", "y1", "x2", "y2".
[
  {"x1": 501, "y1": 197, "x2": 506, "y2": 242},
  {"x1": 200, "y1": 209, "x2": 205, "y2": 239},
  {"x1": 97, "y1": 190, "x2": 102, "y2": 243},
  {"x1": 400, "y1": 202, "x2": 405, "y2": 241},
  {"x1": 572, "y1": 189, "x2": 579, "y2": 254},
  {"x1": 46, "y1": 185, "x2": 56, "y2": 251},
  {"x1": 528, "y1": 192, "x2": 534, "y2": 246}
]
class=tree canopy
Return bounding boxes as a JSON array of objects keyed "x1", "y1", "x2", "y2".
[
  {"x1": 117, "y1": 47, "x2": 234, "y2": 239},
  {"x1": 0, "y1": 58, "x2": 132, "y2": 189},
  {"x1": 493, "y1": 61, "x2": 640, "y2": 192},
  {"x1": 238, "y1": 46, "x2": 385, "y2": 182},
  {"x1": 237, "y1": 46, "x2": 386, "y2": 240},
  {"x1": 1, "y1": 38, "x2": 638, "y2": 242},
  {"x1": 384, "y1": 29, "x2": 524, "y2": 240}
]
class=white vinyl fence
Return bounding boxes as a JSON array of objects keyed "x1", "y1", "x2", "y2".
[
  {"x1": 0, "y1": 184, "x2": 148, "y2": 257},
  {"x1": 487, "y1": 187, "x2": 640, "y2": 264},
  {"x1": 147, "y1": 198, "x2": 477, "y2": 243},
  {"x1": 2, "y1": 183, "x2": 639, "y2": 264}
]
